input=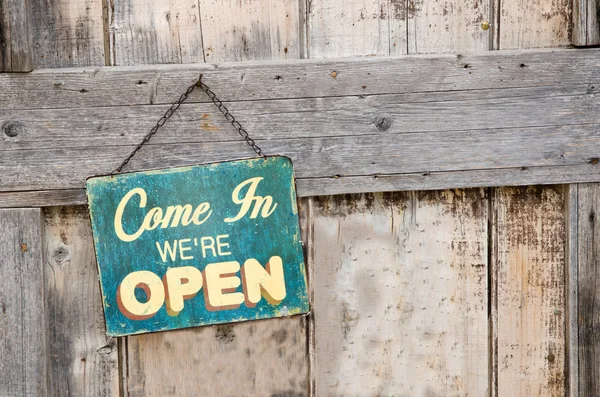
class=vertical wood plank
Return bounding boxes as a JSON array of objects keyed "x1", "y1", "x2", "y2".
[
  {"x1": 407, "y1": 0, "x2": 491, "y2": 53},
  {"x1": 566, "y1": 184, "x2": 579, "y2": 397},
  {"x1": 573, "y1": 0, "x2": 600, "y2": 46},
  {"x1": 576, "y1": 184, "x2": 600, "y2": 397},
  {"x1": 492, "y1": 186, "x2": 566, "y2": 397},
  {"x1": 200, "y1": 0, "x2": 301, "y2": 62},
  {"x1": 307, "y1": 0, "x2": 400, "y2": 58},
  {"x1": 0, "y1": 209, "x2": 47, "y2": 397},
  {"x1": 44, "y1": 206, "x2": 120, "y2": 397},
  {"x1": 30, "y1": 0, "x2": 105, "y2": 67},
  {"x1": 0, "y1": 0, "x2": 34, "y2": 72},
  {"x1": 495, "y1": 0, "x2": 571, "y2": 49},
  {"x1": 312, "y1": 190, "x2": 489, "y2": 396},
  {"x1": 107, "y1": 0, "x2": 204, "y2": 65},
  {"x1": 126, "y1": 318, "x2": 308, "y2": 396}
]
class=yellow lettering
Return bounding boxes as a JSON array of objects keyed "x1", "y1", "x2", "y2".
[
  {"x1": 114, "y1": 188, "x2": 147, "y2": 242},
  {"x1": 117, "y1": 270, "x2": 165, "y2": 320},
  {"x1": 163, "y1": 266, "x2": 203, "y2": 316},
  {"x1": 224, "y1": 177, "x2": 277, "y2": 222},
  {"x1": 203, "y1": 261, "x2": 244, "y2": 311},
  {"x1": 241, "y1": 256, "x2": 286, "y2": 307}
]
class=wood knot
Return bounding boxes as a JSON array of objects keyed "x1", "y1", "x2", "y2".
[
  {"x1": 3, "y1": 122, "x2": 24, "y2": 138},
  {"x1": 590, "y1": 157, "x2": 599, "y2": 165},
  {"x1": 216, "y1": 324, "x2": 235, "y2": 344},
  {"x1": 374, "y1": 114, "x2": 393, "y2": 132}
]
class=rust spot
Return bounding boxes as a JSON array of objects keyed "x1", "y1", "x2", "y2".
[{"x1": 200, "y1": 114, "x2": 219, "y2": 131}]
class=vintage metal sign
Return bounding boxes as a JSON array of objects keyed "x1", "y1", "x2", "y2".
[{"x1": 86, "y1": 156, "x2": 309, "y2": 336}]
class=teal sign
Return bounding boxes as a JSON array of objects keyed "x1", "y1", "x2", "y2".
[{"x1": 86, "y1": 156, "x2": 309, "y2": 336}]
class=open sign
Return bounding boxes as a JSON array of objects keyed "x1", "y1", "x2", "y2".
[{"x1": 86, "y1": 156, "x2": 309, "y2": 336}]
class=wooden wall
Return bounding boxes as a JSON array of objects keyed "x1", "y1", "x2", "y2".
[{"x1": 0, "y1": 0, "x2": 592, "y2": 396}]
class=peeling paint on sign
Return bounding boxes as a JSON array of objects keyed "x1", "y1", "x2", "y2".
[{"x1": 86, "y1": 156, "x2": 309, "y2": 336}]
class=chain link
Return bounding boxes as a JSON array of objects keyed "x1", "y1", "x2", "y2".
[
  {"x1": 195, "y1": 75, "x2": 265, "y2": 158},
  {"x1": 112, "y1": 74, "x2": 264, "y2": 175}
]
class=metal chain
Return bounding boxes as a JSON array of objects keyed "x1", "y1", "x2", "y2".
[
  {"x1": 195, "y1": 75, "x2": 265, "y2": 158},
  {"x1": 112, "y1": 74, "x2": 264, "y2": 175}
]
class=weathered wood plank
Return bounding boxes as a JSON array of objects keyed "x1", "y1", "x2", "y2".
[
  {"x1": 312, "y1": 191, "x2": 488, "y2": 396},
  {"x1": 307, "y1": 0, "x2": 398, "y2": 58},
  {"x1": 200, "y1": 0, "x2": 301, "y2": 62},
  {"x1": 8, "y1": 162, "x2": 600, "y2": 208},
  {"x1": 407, "y1": 0, "x2": 491, "y2": 53},
  {"x1": 107, "y1": 0, "x2": 203, "y2": 65},
  {"x1": 576, "y1": 183, "x2": 600, "y2": 397},
  {"x1": 43, "y1": 206, "x2": 120, "y2": 396},
  {"x1": 0, "y1": 0, "x2": 33, "y2": 72},
  {"x1": 3, "y1": 121, "x2": 600, "y2": 193},
  {"x1": 573, "y1": 0, "x2": 600, "y2": 46},
  {"x1": 30, "y1": 0, "x2": 105, "y2": 67},
  {"x1": 492, "y1": 186, "x2": 566, "y2": 397},
  {"x1": 126, "y1": 318, "x2": 308, "y2": 396},
  {"x1": 0, "y1": 48, "x2": 597, "y2": 110},
  {"x1": 495, "y1": 0, "x2": 571, "y2": 49},
  {"x1": 3, "y1": 83, "x2": 597, "y2": 150},
  {"x1": 0, "y1": 208, "x2": 47, "y2": 397},
  {"x1": 566, "y1": 184, "x2": 579, "y2": 397}
]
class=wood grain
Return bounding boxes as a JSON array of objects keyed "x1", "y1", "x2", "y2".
[
  {"x1": 312, "y1": 191, "x2": 488, "y2": 396},
  {"x1": 200, "y1": 0, "x2": 301, "y2": 62},
  {"x1": 0, "y1": 209, "x2": 47, "y2": 397},
  {"x1": 495, "y1": 0, "x2": 571, "y2": 49},
  {"x1": 43, "y1": 206, "x2": 119, "y2": 397},
  {"x1": 126, "y1": 318, "x2": 308, "y2": 396},
  {"x1": 307, "y1": 0, "x2": 398, "y2": 57},
  {"x1": 492, "y1": 186, "x2": 566, "y2": 397},
  {"x1": 107, "y1": 0, "x2": 204, "y2": 65},
  {"x1": 3, "y1": 120, "x2": 600, "y2": 196},
  {"x1": 0, "y1": 0, "x2": 33, "y2": 72},
  {"x1": 30, "y1": 0, "x2": 105, "y2": 67},
  {"x1": 566, "y1": 184, "x2": 579, "y2": 397},
  {"x1": 407, "y1": 0, "x2": 491, "y2": 53},
  {"x1": 0, "y1": 48, "x2": 597, "y2": 110},
  {"x1": 576, "y1": 184, "x2": 600, "y2": 397},
  {"x1": 573, "y1": 0, "x2": 600, "y2": 46}
]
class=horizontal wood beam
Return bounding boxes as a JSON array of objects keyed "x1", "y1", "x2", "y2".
[{"x1": 1, "y1": 48, "x2": 599, "y2": 206}]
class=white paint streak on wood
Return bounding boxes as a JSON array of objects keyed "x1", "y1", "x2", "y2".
[
  {"x1": 43, "y1": 206, "x2": 120, "y2": 397},
  {"x1": 108, "y1": 0, "x2": 204, "y2": 65},
  {"x1": 496, "y1": 0, "x2": 571, "y2": 49},
  {"x1": 0, "y1": 209, "x2": 47, "y2": 397},
  {"x1": 407, "y1": 0, "x2": 490, "y2": 53},
  {"x1": 492, "y1": 186, "x2": 566, "y2": 397},
  {"x1": 126, "y1": 319, "x2": 308, "y2": 397},
  {"x1": 307, "y1": 0, "x2": 398, "y2": 57},
  {"x1": 30, "y1": 0, "x2": 105, "y2": 67},
  {"x1": 312, "y1": 191, "x2": 488, "y2": 396},
  {"x1": 200, "y1": 0, "x2": 301, "y2": 62}
]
